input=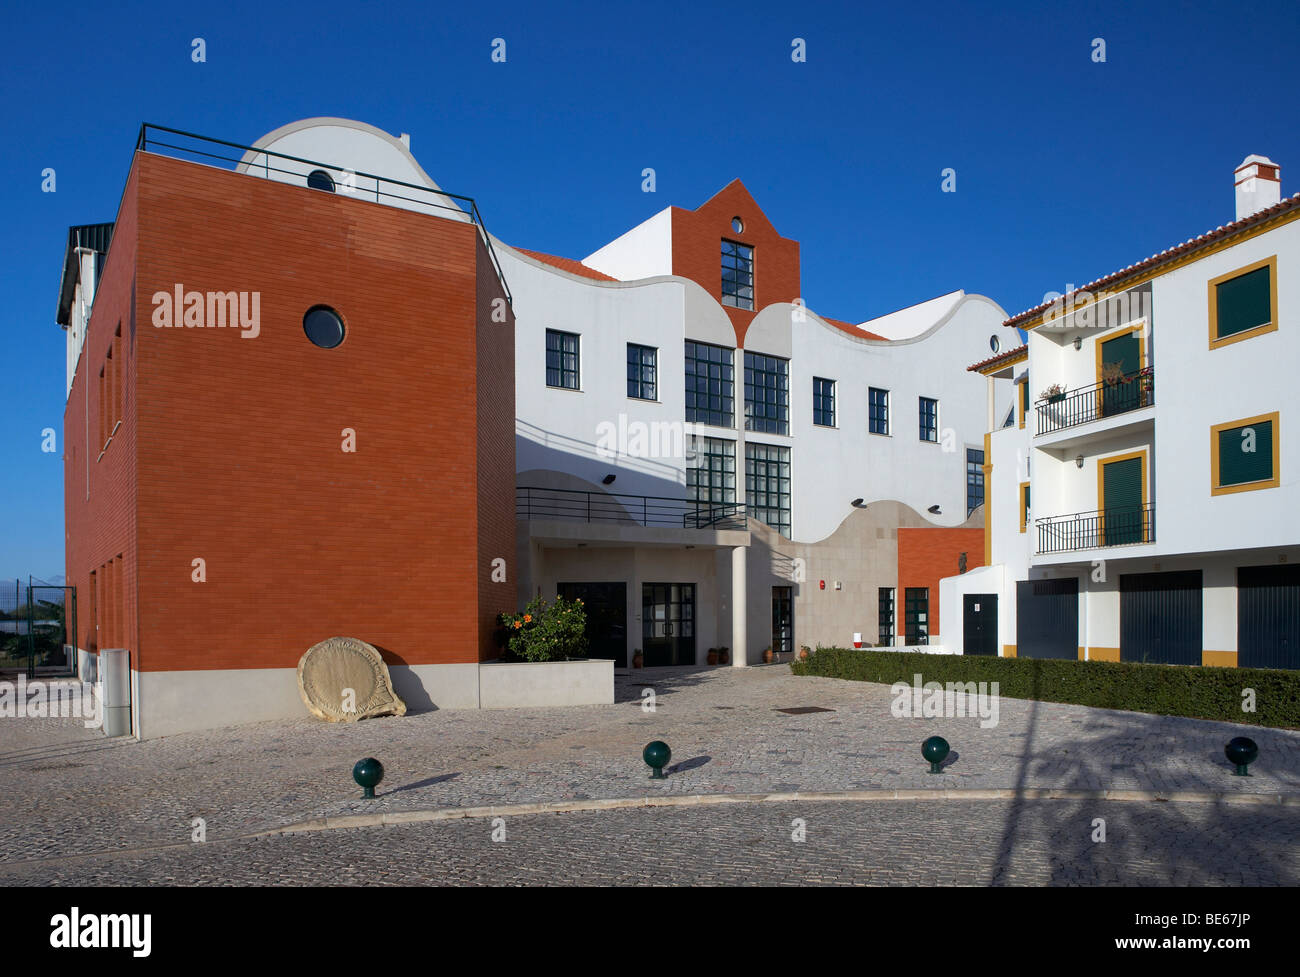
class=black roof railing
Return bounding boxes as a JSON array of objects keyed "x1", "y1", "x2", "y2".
[
  {"x1": 516, "y1": 486, "x2": 748, "y2": 531},
  {"x1": 135, "y1": 123, "x2": 511, "y2": 306}
]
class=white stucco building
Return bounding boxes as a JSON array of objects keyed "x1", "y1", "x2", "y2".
[{"x1": 942, "y1": 156, "x2": 1300, "y2": 670}]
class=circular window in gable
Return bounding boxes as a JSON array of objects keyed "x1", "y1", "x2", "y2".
[
  {"x1": 304, "y1": 306, "x2": 345, "y2": 348},
  {"x1": 731, "y1": 217, "x2": 744, "y2": 233},
  {"x1": 307, "y1": 169, "x2": 336, "y2": 192},
  {"x1": 989, "y1": 335, "x2": 1001, "y2": 353}
]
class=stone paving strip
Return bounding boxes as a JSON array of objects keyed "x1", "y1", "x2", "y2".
[
  {"x1": 1, "y1": 799, "x2": 1296, "y2": 886},
  {"x1": 1, "y1": 665, "x2": 1297, "y2": 865}
]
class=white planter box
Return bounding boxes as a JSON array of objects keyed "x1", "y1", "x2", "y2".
[{"x1": 478, "y1": 658, "x2": 614, "y2": 709}]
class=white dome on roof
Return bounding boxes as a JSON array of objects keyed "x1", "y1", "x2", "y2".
[{"x1": 235, "y1": 117, "x2": 471, "y2": 222}]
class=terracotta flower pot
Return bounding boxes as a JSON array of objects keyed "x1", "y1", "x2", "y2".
[
  {"x1": 707, "y1": 649, "x2": 719, "y2": 665},
  {"x1": 763, "y1": 648, "x2": 773, "y2": 664},
  {"x1": 718, "y1": 647, "x2": 729, "y2": 665},
  {"x1": 632, "y1": 651, "x2": 643, "y2": 669}
]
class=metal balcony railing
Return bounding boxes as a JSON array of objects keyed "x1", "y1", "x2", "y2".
[
  {"x1": 1035, "y1": 367, "x2": 1154, "y2": 436},
  {"x1": 516, "y1": 486, "x2": 747, "y2": 530},
  {"x1": 1036, "y1": 503, "x2": 1156, "y2": 554},
  {"x1": 134, "y1": 123, "x2": 511, "y2": 305}
]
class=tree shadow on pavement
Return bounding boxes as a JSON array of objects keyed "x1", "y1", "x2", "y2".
[{"x1": 989, "y1": 663, "x2": 1300, "y2": 885}]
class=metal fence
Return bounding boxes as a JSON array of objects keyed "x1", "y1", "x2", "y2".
[{"x1": 0, "y1": 578, "x2": 76, "y2": 677}]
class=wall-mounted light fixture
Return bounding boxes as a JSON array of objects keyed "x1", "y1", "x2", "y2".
[
  {"x1": 850, "y1": 497, "x2": 865, "y2": 507},
  {"x1": 928, "y1": 504, "x2": 942, "y2": 514},
  {"x1": 1073, "y1": 336, "x2": 1083, "y2": 350},
  {"x1": 1075, "y1": 454, "x2": 1085, "y2": 468},
  {"x1": 601, "y1": 473, "x2": 616, "y2": 485}
]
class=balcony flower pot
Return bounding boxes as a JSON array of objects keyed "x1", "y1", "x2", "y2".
[
  {"x1": 717, "y1": 646, "x2": 730, "y2": 665},
  {"x1": 706, "y1": 647, "x2": 719, "y2": 666},
  {"x1": 1047, "y1": 392, "x2": 1066, "y2": 403}
]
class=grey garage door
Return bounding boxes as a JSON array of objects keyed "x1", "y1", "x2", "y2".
[
  {"x1": 1016, "y1": 578, "x2": 1078, "y2": 659},
  {"x1": 1120, "y1": 570, "x2": 1202, "y2": 666},
  {"x1": 1238, "y1": 564, "x2": 1300, "y2": 671}
]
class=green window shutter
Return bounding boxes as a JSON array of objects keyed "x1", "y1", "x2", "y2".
[
  {"x1": 1103, "y1": 457, "x2": 1142, "y2": 509},
  {"x1": 1101, "y1": 332, "x2": 1140, "y2": 375},
  {"x1": 1218, "y1": 420, "x2": 1274, "y2": 486},
  {"x1": 1021, "y1": 380, "x2": 1029, "y2": 412},
  {"x1": 1102, "y1": 456, "x2": 1143, "y2": 545},
  {"x1": 1216, "y1": 266, "x2": 1271, "y2": 339}
]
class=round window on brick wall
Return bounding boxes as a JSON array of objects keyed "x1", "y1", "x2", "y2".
[
  {"x1": 307, "y1": 169, "x2": 336, "y2": 192},
  {"x1": 303, "y1": 306, "x2": 345, "y2": 348},
  {"x1": 731, "y1": 216, "x2": 744, "y2": 233}
]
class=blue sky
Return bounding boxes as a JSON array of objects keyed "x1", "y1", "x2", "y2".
[{"x1": 1, "y1": 0, "x2": 1296, "y2": 581}]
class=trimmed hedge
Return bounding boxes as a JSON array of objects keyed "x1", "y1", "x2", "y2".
[{"x1": 790, "y1": 648, "x2": 1300, "y2": 729}]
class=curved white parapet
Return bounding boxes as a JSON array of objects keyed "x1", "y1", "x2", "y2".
[{"x1": 236, "y1": 117, "x2": 472, "y2": 223}]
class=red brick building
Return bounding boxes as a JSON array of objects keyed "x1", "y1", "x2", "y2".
[{"x1": 61, "y1": 137, "x2": 514, "y2": 737}]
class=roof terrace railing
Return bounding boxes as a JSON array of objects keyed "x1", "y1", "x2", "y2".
[
  {"x1": 135, "y1": 123, "x2": 511, "y2": 306},
  {"x1": 517, "y1": 486, "x2": 748, "y2": 531}
]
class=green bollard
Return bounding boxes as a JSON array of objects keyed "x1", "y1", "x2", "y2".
[
  {"x1": 1224, "y1": 737, "x2": 1258, "y2": 777},
  {"x1": 352, "y1": 757, "x2": 384, "y2": 798},
  {"x1": 643, "y1": 740, "x2": 671, "y2": 779},
  {"x1": 922, "y1": 735, "x2": 950, "y2": 774}
]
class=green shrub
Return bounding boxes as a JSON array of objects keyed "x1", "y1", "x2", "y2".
[
  {"x1": 499, "y1": 595, "x2": 588, "y2": 663},
  {"x1": 791, "y1": 647, "x2": 1300, "y2": 729}
]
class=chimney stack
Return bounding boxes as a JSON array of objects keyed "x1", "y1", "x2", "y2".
[{"x1": 1235, "y1": 155, "x2": 1280, "y2": 221}]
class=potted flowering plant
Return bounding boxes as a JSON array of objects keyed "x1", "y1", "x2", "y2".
[
  {"x1": 1040, "y1": 382, "x2": 1068, "y2": 403},
  {"x1": 498, "y1": 595, "x2": 588, "y2": 662}
]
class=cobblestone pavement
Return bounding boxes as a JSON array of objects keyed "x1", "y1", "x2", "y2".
[
  {"x1": 1, "y1": 799, "x2": 1296, "y2": 886},
  {"x1": 1, "y1": 666, "x2": 1298, "y2": 868}
]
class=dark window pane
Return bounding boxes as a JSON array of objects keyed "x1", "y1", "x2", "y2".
[
  {"x1": 546, "y1": 329, "x2": 580, "y2": 389},
  {"x1": 685, "y1": 340, "x2": 734, "y2": 426},
  {"x1": 627, "y1": 343, "x2": 658, "y2": 400},
  {"x1": 869, "y1": 387, "x2": 889, "y2": 435},
  {"x1": 303, "y1": 306, "x2": 345, "y2": 348}
]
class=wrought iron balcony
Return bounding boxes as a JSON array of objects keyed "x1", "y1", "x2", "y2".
[
  {"x1": 1036, "y1": 503, "x2": 1155, "y2": 554},
  {"x1": 517, "y1": 486, "x2": 747, "y2": 530},
  {"x1": 1035, "y1": 367, "x2": 1154, "y2": 436}
]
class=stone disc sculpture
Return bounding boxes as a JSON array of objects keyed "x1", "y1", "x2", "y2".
[{"x1": 297, "y1": 636, "x2": 407, "y2": 722}]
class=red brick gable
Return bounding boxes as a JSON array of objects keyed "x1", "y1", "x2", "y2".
[{"x1": 670, "y1": 179, "x2": 801, "y2": 347}]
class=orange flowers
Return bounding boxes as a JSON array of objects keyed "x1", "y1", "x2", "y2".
[{"x1": 524, "y1": 614, "x2": 532, "y2": 623}]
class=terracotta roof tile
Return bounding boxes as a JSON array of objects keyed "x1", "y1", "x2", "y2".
[
  {"x1": 967, "y1": 343, "x2": 1028, "y2": 373},
  {"x1": 516, "y1": 248, "x2": 617, "y2": 282},
  {"x1": 1005, "y1": 192, "x2": 1300, "y2": 327},
  {"x1": 822, "y1": 316, "x2": 888, "y2": 341}
]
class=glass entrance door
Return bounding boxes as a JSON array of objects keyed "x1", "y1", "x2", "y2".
[
  {"x1": 772, "y1": 586, "x2": 793, "y2": 658},
  {"x1": 641, "y1": 583, "x2": 696, "y2": 666}
]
